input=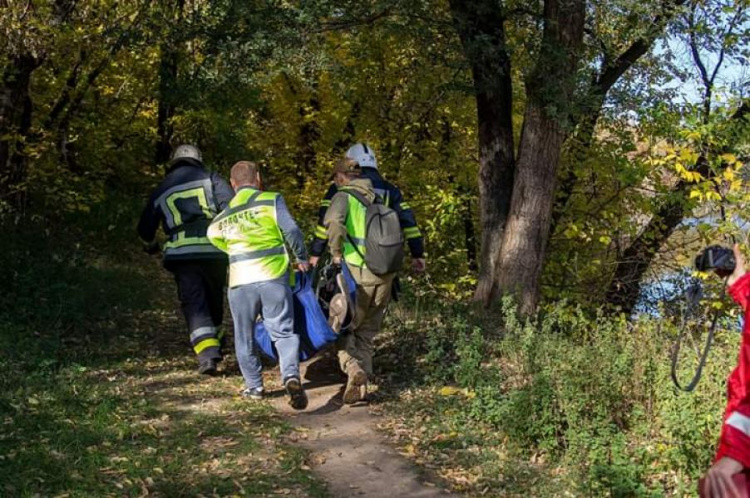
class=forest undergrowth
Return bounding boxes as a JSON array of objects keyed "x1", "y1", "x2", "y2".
[
  {"x1": 0, "y1": 197, "x2": 739, "y2": 497},
  {"x1": 374, "y1": 290, "x2": 737, "y2": 497},
  {"x1": 0, "y1": 202, "x2": 326, "y2": 497}
]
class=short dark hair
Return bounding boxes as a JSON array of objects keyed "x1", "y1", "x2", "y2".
[{"x1": 231, "y1": 161, "x2": 259, "y2": 186}]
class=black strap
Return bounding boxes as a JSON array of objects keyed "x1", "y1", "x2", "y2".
[
  {"x1": 671, "y1": 183, "x2": 735, "y2": 393},
  {"x1": 670, "y1": 278, "x2": 727, "y2": 392}
]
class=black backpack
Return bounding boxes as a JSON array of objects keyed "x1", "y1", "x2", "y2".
[{"x1": 344, "y1": 189, "x2": 404, "y2": 275}]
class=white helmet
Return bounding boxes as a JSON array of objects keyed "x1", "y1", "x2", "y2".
[
  {"x1": 345, "y1": 143, "x2": 377, "y2": 169},
  {"x1": 170, "y1": 144, "x2": 202, "y2": 165}
]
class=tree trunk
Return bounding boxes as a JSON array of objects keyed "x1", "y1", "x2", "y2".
[
  {"x1": 448, "y1": 0, "x2": 515, "y2": 306},
  {"x1": 0, "y1": 54, "x2": 40, "y2": 208},
  {"x1": 495, "y1": 0, "x2": 585, "y2": 315},
  {"x1": 496, "y1": 103, "x2": 568, "y2": 313},
  {"x1": 333, "y1": 101, "x2": 360, "y2": 155},
  {"x1": 605, "y1": 198, "x2": 685, "y2": 314}
]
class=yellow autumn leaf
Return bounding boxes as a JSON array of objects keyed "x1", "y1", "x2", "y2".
[{"x1": 438, "y1": 386, "x2": 461, "y2": 396}]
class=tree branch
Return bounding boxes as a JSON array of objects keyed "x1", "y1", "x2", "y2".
[
  {"x1": 594, "y1": 0, "x2": 689, "y2": 94},
  {"x1": 688, "y1": 2, "x2": 710, "y2": 90},
  {"x1": 312, "y1": 9, "x2": 392, "y2": 33},
  {"x1": 709, "y1": 4, "x2": 745, "y2": 86}
]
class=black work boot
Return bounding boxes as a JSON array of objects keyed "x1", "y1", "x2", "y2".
[
  {"x1": 284, "y1": 376, "x2": 308, "y2": 410},
  {"x1": 198, "y1": 358, "x2": 218, "y2": 376}
]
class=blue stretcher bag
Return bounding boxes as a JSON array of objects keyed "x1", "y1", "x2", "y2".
[{"x1": 253, "y1": 264, "x2": 356, "y2": 362}]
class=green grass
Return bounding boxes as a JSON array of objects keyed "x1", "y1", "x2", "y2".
[
  {"x1": 1, "y1": 359, "x2": 327, "y2": 497},
  {"x1": 0, "y1": 215, "x2": 328, "y2": 497}
]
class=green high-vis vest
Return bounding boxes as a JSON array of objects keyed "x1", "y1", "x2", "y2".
[
  {"x1": 342, "y1": 187, "x2": 367, "y2": 268},
  {"x1": 208, "y1": 188, "x2": 289, "y2": 287}
]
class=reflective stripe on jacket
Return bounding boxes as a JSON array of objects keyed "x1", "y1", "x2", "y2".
[
  {"x1": 207, "y1": 187, "x2": 289, "y2": 287},
  {"x1": 138, "y1": 159, "x2": 233, "y2": 262}
]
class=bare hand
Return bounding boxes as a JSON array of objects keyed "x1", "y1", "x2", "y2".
[
  {"x1": 412, "y1": 258, "x2": 426, "y2": 273},
  {"x1": 728, "y1": 244, "x2": 747, "y2": 287},
  {"x1": 332, "y1": 256, "x2": 342, "y2": 266},
  {"x1": 309, "y1": 256, "x2": 320, "y2": 267},
  {"x1": 702, "y1": 457, "x2": 743, "y2": 497},
  {"x1": 297, "y1": 262, "x2": 311, "y2": 273}
]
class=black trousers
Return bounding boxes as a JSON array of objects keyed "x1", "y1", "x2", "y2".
[{"x1": 167, "y1": 259, "x2": 227, "y2": 362}]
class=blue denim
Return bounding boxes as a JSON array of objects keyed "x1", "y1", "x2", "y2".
[{"x1": 228, "y1": 275, "x2": 300, "y2": 389}]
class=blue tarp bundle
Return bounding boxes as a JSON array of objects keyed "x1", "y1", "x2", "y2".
[{"x1": 253, "y1": 264, "x2": 356, "y2": 362}]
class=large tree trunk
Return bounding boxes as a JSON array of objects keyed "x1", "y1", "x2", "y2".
[
  {"x1": 0, "y1": 54, "x2": 40, "y2": 209},
  {"x1": 448, "y1": 0, "x2": 515, "y2": 306},
  {"x1": 496, "y1": 103, "x2": 568, "y2": 313},
  {"x1": 495, "y1": 0, "x2": 585, "y2": 314},
  {"x1": 154, "y1": 0, "x2": 184, "y2": 165}
]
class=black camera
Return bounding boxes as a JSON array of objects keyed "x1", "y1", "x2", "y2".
[{"x1": 694, "y1": 245, "x2": 736, "y2": 273}]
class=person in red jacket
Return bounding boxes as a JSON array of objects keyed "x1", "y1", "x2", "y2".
[{"x1": 702, "y1": 244, "x2": 750, "y2": 497}]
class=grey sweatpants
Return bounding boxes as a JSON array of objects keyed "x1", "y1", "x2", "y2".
[{"x1": 228, "y1": 276, "x2": 300, "y2": 390}]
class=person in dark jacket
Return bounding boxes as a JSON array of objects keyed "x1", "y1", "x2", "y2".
[
  {"x1": 137, "y1": 144, "x2": 234, "y2": 375},
  {"x1": 309, "y1": 143, "x2": 426, "y2": 272}
]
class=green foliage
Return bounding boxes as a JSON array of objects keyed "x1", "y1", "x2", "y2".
[
  {"x1": 0, "y1": 208, "x2": 326, "y2": 497},
  {"x1": 385, "y1": 296, "x2": 735, "y2": 496}
]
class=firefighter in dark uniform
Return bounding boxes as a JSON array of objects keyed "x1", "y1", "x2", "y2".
[
  {"x1": 309, "y1": 143, "x2": 426, "y2": 272},
  {"x1": 138, "y1": 144, "x2": 234, "y2": 375}
]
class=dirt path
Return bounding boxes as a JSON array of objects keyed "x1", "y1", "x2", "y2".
[
  {"x1": 134, "y1": 257, "x2": 449, "y2": 496},
  {"x1": 269, "y1": 353, "x2": 451, "y2": 498}
]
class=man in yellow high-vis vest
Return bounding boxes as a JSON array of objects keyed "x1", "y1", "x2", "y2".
[
  {"x1": 208, "y1": 161, "x2": 309, "y2": 410},
  {"x1": 324, "y1": 158, "x2": 397, "y2": 404}
]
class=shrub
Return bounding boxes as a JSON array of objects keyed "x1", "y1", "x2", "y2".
[{"x1": 399, "y1": 296, "x2": 737, "y2": 495}]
